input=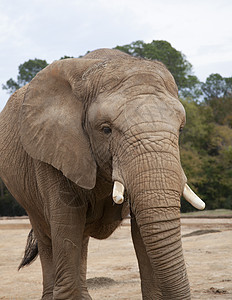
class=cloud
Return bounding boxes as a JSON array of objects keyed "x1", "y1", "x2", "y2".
[{"x1": 0, "y1": 0, "x2": 231, "y2": 110}]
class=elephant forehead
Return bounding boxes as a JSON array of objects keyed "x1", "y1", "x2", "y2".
[{"x1": 88, "y1": 93, "x2": 185, "y2": 129}]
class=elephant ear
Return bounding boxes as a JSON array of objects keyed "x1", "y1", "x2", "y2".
[{"x1": 20, "y1": 58, "x2": 102, "y2": 189}]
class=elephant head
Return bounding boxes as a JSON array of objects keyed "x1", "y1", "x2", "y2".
[{"x1": 19, "y1": 48, "x2": 204, "y2": 299}]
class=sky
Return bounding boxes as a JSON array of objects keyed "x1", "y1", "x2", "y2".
[{"x1": 0, "y1": 0, "x2": 232, "y2": 111}]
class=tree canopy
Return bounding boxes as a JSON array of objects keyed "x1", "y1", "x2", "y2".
[
  {"x1": 115, "y1": 40, "x2": 202, "y2": 98},
  {"x1": 1, "y1": 41, "x2": 232, "y2": 215},
  {"x1": 202, "y1": 73, "x2": 232, "y2": 100},
  {"x1": 2, "y1": 59, "x2": 48, "y2": 94},
  {"x1": 2, "y1": 56, "x2": 74, "y2": 94},
  {"x1": 180, "y1": 98, "x2": 232, "y2": 211}
]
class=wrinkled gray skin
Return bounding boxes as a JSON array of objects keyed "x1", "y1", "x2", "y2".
[{"x1": 0, "y1": 49, "x2": 190, "y2": 299}]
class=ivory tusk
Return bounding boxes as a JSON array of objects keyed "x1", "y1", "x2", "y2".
[
  {"x1": 113, "y1": 181, "x2": 125, "y2": 204},
  {"x1": 183, "y1": 184, "x2": 205, "y2": 210}
]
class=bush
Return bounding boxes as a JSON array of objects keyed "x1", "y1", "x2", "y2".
[{"x1": 0, "y1": 192, "x2": 26, "y2": 216}]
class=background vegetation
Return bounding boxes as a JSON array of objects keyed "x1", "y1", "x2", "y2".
[{"x1": 1, "y1": 40, "x2": 231, "y2": 215}]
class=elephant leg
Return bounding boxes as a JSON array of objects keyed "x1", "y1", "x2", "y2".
[
  {"x1": 27, "y1": 214, "x2": 54, "y2": 300},
  {"x1": 51, "y1": 205, "x2": 87, "y2": 300},
  {"x1": 80, "y1": 236, "x2": 92, "y2": 300},
  {"x1": 131, "y1": 213, "x2": 162, "y2": 300},
  {"x1": 38, "y1": 239, "x2": 54, "y2": 300}
]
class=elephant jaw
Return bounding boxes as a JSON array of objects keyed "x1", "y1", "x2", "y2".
[{"x1": 112, "y1": 181, "x2": 205, "y2": 210}]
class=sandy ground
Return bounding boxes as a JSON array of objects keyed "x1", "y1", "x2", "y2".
[{"x1": 0, "y1": 217, "x2": 231, "y2": 299}]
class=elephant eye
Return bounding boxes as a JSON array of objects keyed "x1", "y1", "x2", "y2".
[{"x1": 102, "y1": 126, "x2": 112, "y2": 135}]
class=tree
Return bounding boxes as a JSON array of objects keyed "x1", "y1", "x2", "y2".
[
  {"x1": 0, "y1": 178, "x2": 26, "y2": 216},
  {"x1": 2, "y1": 57, "x2": 76, "y2": 95},
  {"x1": 60, "y1": 55, "x2": 74, "y2": 60},
  {"x1": 205, "y1": 96, "x2": 232, "y2": 127},
  {"x1": 202, "y1": 73, "x2": 232, "y2": 101},
  {"x1": 201, "y1": 74, "x2": 232, "y2": 128},
  {"x1": 2, "y1": 58, "x2": 48, "y2": 94},
  {"x1": 115, "y1": 40, "x2": 202, "y2": 98},
  {"x1": 180, "y1": 98, "x2": 232, "y2": 211},
  {"x1": 180, "y1": 99, "x2": 214, "y2": 151}
]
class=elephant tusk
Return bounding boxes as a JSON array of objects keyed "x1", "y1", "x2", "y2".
[
  {"x1": 183, "y1": 184, "x2": 205, "y2": 210},
  {"x1": 113, "y1": 181, "x2": 125, "y2": 204}
]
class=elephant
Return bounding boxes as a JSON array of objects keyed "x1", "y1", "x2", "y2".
[{"x1": 0, "y1": 48, "x2": 205, "y2": 299}]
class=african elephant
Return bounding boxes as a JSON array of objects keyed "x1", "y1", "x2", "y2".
[{"x1": 0, "y1": 48, "x2": 205, "y2": 299}]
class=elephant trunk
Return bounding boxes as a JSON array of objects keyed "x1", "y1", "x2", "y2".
[
  {"x1": 133, "y1": 190, "x2": 190, "y2": 299},
  {"x1": 115, "y1": 148, "x2": 191, "y2": 299}
]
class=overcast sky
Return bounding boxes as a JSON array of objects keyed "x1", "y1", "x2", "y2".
[{"x1": 0, "y1": 0, "x2": 232, "y2": 111}]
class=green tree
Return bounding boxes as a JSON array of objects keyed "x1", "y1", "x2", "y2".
[
  {"x1": 205, "y1": 96, "x2": 232, "y2": 127},
  {"x1": 202, "y1": 73, "x2": 232, "y2": 101},
  {"x1": 180, "y1": 98, "x2": 232, "y2": 211},
  {"x1": 201, "y1": 74, "x2": 232, "y2": 128},
  {"x1": 60, "y1": 55, "x2": 74, "y2": 60},
  {"x1": 0, "y1": 178, "x2": 26, "y2": 216},
  {"x1": 115, "y1": 40, "x2": 202, "y2": 98},
  {"x1": 2, "y1": 57, "x2": 76, "y2": 95},
  {"x1": 2, "y1": 58, "x2": 48, "y2": 94},
  {"x1": 180, "y1": 99, "x2": 214, "y2": 151},
  {"x1": 198, "y1": 135, "x2": 232, "y2": 210}
]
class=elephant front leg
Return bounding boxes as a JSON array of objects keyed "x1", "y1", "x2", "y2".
[
  {"x1": 80, "y1": 236, "x2": 92, "y2": 300},
  {"x1": 51, "y1": 206, "x2": 87, "y2": 300},
  {"x1": 131, "y1": 213, "x2": 162, "y2": 300}
]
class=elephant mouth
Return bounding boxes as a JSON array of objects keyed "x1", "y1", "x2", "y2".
[{"x1": 112, "y1": 181, "x2": 205, "y2": 210}]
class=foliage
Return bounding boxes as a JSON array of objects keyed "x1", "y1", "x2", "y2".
[
  {"x1": 2, "y1": 59, "x2": 48, "y2": 94},
  {"x1": 2, "y1": 56, "x2": 74, "y2": 94},
  {"x1": 0, "y1": 179, "x2": 26, "y2": 216},
  {"x1": 206, "y1": 97, "x2": 232, "y2": 127},
  {"x1": 115, "y1": 40, "x2": 202, "y2": 98},
  {"x1": 60, "y1": 55, "x2": 74, "y2": 60},
  {"x1": 180, "y1": 98, "x2": 232, "y2": 211},
  {"x1": 201, "y1": 73, "x2": 232, "y2": 100}
]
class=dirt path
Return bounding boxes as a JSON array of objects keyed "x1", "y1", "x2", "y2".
[{"x1": 0, "y1": 217, "x2": 231, "y2": 299}]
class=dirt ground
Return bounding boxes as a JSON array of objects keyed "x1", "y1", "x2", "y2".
[{"x1": 0, "y1": 217, "x2": 231, "y2": 299}]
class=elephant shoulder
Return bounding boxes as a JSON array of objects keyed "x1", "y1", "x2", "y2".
[
  {"x1": 1, "y1": 84, "x2": 28, "y2": 116},
  {"x1": 0, "y1": 85, "x2": 28, "y2": 169}
]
